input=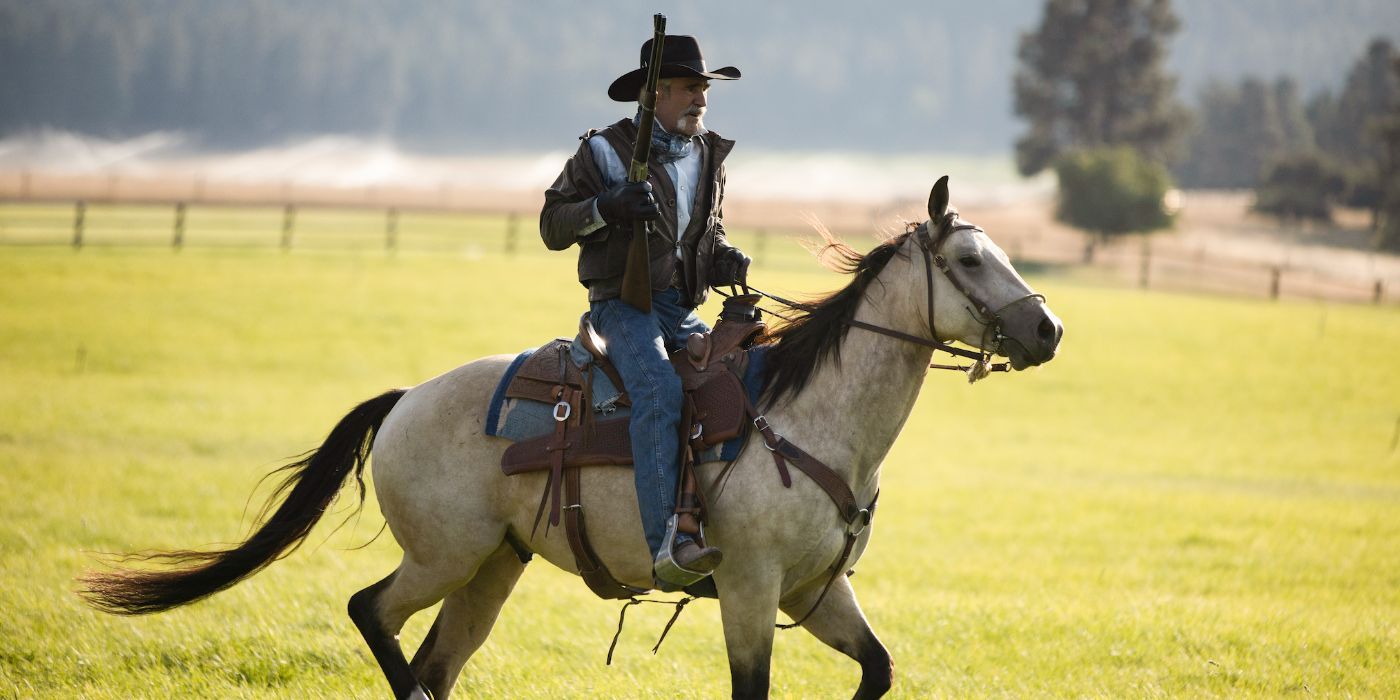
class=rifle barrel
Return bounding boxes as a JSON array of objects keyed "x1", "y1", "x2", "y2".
[{"x1": 618, "y1": 14, "x2": 667, "y2": 313}]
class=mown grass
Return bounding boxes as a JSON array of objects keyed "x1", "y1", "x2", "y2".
[{"x1": 1, "y1": 230, "x2": 1397, "y2": 698}]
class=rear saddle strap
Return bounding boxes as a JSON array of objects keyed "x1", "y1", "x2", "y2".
[{"x1": 529, "y1": 385, "x2": 577, "y2": 540}]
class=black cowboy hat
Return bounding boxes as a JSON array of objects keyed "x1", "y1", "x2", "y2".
[{"x1": 607, "y1": 35, "x2": 741, "y2": 102}]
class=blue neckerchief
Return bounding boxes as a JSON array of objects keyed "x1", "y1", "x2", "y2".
[{"x1": 634, "y1": 109, "x2": 702, "y2": 164}]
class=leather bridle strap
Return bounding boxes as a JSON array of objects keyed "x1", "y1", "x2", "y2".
[
  {"x1": 845, "y1": 318, "x2": 988, "y2": 363},
  {"x1": 926, "y1": 224, "x2": 1047, "y2": 338},
  {"x1": 841, "y1": 220, "x2": 1011, "y2": 371}
]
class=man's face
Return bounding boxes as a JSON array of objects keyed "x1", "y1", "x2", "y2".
[{"x1": 653, "y1": 77, "x2": 710, "y2": 136}]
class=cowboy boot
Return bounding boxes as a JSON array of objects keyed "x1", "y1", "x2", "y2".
[{"x1": 653, "y1": 516, "x2": 723, "y2": 588}]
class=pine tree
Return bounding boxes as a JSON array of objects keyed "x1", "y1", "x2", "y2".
[
  {"x1": 1176, "y1": 77, "x2": 1313, "y2": 189},
  {"x1": 1312, "y1": 39, "x2": 1398, "y2": 163},
  {"x1": 1014, "y1": 0, "x2": 1189, "y2": 176},
  {"x1": 1375, "y1": 57, "x2": 1400, "y2": 252}
]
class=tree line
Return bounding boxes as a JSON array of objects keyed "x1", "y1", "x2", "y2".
[
  {"x1": 3, "y1": 1, "x2": 1396, "y2": 156},
  {"x1": 1013, "y1": 0, "x2": 1400, "y2": 252}
]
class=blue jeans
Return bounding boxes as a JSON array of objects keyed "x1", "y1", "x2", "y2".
[{"x1": 588, "y1": 287, "x2": 709, "y2": 558}]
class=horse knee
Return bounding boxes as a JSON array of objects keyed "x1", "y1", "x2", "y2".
[{"x1": 856, "y1": 637, "x2": 893, "y2": 698}]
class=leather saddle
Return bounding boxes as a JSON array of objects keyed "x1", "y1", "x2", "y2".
[
  {"x1": 500, "y1": 293, "x2": 764, "y2": 477},
  {"x1": 496, "y1": 294, "x2": 765, "y2": 598}
]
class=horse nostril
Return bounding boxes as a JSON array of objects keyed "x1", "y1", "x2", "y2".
[{"x1": 1037, "y1": 316, "x2": 1056, "y2": 341}]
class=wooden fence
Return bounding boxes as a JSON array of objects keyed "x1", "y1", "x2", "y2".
[{"x1": 0, "y1": 197, "x2": 1394, "y2": 305}]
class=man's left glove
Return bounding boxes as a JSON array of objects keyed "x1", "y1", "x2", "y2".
[{"x1": 710, "y1": 246, "x2": 752, "y2": 288}]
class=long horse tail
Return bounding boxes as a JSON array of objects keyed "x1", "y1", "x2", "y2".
[{"x1": 79, "y1": 388, "x2": 408, "y2": 615}]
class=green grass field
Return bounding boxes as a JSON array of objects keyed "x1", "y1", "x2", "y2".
[{"x1": 2, "y1": 229, "x2": 1398, "y2": 698}]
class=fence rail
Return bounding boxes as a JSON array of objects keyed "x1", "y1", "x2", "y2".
[{"x1": 1, "y1": 198, "x2": 1395, "y2": 305}]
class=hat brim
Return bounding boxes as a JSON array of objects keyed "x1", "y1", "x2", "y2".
[{"x1": 608, "y1": 64, "x2": 741, "y2": 102}]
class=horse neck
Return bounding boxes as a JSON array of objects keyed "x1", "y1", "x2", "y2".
[{"x1": 770, "y1": 256, "x2": 934, "y2": 499}]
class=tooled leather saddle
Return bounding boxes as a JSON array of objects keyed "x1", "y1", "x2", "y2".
[{"x1": 496, "y1": 294, "x2": 766, "y2": 599}]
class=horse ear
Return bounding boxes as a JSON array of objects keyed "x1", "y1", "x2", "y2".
[{"x1": 928, "y1": 175, "x2": 950, "y2": 224}]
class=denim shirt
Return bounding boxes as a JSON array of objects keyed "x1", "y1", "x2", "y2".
[{"x1": 583, "y1": 127, "x2": 704, "y2": 245}]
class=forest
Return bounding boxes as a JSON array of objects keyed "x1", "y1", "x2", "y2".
[{"x1": 2, "y1": 0, "x2": 1397, "y2": 153}]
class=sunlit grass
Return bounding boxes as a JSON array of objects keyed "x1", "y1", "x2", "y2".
[{"x1": 1, "y1": 236, "x2": 1397, "y2": 697}]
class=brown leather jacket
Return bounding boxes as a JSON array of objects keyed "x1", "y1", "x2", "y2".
[{"x1": 540, "y1": 118, "x2": 737, "y2": 306}]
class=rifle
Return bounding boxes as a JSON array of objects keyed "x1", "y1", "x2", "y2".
[{"x1": 618, "y1": 14, "x2": 667, "y2": 313}]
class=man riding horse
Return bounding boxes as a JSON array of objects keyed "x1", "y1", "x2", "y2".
[{"x1": 539, "y1": 33, "x2": 751, "y2": 587}]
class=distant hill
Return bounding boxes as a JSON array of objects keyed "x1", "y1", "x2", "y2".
[{"x1": 1, "y1": 0, "x2": 1396, "y2": 154}]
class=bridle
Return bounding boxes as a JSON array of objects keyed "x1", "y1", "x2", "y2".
[
  {"x1": 842, "y1": 215, "x2": 1043, "y2": 381},
  {"x1": 732, "y1": 214, "x2": 1045, "y2": 382}
]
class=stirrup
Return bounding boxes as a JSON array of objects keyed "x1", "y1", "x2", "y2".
[{"x1": 653, "y1": 515, "x2": 711, "y2": 590}]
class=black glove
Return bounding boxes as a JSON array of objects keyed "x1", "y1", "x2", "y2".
[
  {"x1": 711, "y1": 246, "x2": 752, "y2": 287},
  {"x1": 595, "y1": 181, "x2": 660, "y2": 224}
]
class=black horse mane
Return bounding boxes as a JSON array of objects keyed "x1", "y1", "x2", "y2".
[{"x1": 757, "y1": 225, "x2": 918, "y2": 407}]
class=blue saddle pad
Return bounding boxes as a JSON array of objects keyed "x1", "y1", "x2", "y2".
[{"x1": 485, "y1": 343, "x2": 768, "y2": 465}]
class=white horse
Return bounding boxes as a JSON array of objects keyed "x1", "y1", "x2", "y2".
[{"x1": 82, "y1": 177, "x2": 1062, "y2": 699}]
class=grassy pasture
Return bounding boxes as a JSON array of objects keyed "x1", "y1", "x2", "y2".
[{"x1": 1, "y1": 226, "x2": 1398, "y2": 698}]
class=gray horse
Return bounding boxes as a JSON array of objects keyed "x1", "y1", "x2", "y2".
[{"x1": 82, "y1": 177, "x2": 1062, "y2": 699}]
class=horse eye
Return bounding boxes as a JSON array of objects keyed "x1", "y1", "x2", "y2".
[{"x1": 959, "y1": 255, "x2": 982, "y2": 268}]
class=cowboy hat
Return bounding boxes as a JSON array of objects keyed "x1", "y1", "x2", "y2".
[{"x1": 607, "y1": 35, "x2": 741, "y2": 102}]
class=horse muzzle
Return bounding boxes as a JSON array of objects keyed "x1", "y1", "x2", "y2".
[{"x1": 998, "y1": 300, "x2": 1062, "y2": 370}]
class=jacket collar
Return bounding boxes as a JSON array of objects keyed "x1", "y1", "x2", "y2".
[{"x1": 608, "y1": 117, "x2": 734, "y2": 170}]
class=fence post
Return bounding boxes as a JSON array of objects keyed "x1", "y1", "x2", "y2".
[
  {"x1": 1269, "y1": 267, "x2": 1282, "y2": 300},
  {"x1": 1139, "y1": 238, "x2": 1151, "y2": 289},
  {"x1": 1375, "y1": 280, "x2": 1384, "y2": 304},
  {"x1": 386, "y1": 208, "x2": 399, "y2": 252},
  {"x1": 505, "y1": 212, "x2": 519, "y2": 255},
  {"x1": 172, "y1": 202, "x2": 186, "y2": 251},
  {"x1": 72, "y1": 201, "x2": 86, "y2": 249},
  {"x1": 281, "y1": 205, "x2": 295, "y2": 251},
  {"x1": 755, "y1": 228, "x2": 767, "y2": 260}
]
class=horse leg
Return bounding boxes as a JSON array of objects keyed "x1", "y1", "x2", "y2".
[
  {"x1": 348, "y1": 556, "x2": 479, "y2": 700},
  {"x1": 716, "y1": 569, "x2": 783, "y2": 699},
  {"x1": 779, "y1": 575, "x2": 892, "y2": 700},
  {"x1": 409, "y1": 542, "x2": 526, "y2": 699}
]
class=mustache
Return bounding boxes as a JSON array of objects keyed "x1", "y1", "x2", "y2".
[{"x1": 684, "y1": 106, "x2": 705, "y2": 117}]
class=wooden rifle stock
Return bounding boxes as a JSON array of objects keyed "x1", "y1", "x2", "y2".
[{"x1": 619, "y1": 14, "x2": 667, "y2": 313}]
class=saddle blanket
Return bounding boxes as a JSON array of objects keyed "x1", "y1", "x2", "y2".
[{"x1": 484, "y1": 342, "x2": 769, "y2": 465}]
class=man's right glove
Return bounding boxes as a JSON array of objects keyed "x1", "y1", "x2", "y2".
[{"x1": 595, "y1": 181, "x2": 660, "y2": 224}]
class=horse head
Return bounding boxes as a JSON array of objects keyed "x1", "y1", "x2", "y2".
[{"x1": 920, "y1": 175, "x2": 1062, "y2": 370}]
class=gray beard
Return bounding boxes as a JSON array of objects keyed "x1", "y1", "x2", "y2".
[{"x1": 675, "y1": 115, "x2": 705, "y2": 137}]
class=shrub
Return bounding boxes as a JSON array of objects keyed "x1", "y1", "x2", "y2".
[
  {"x1": 1252, "y1": 150, "x2": 1346, "y2": 224},
  {"x1": 1054, "y1": 147, "x2": 1175, "y2": 240}
]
